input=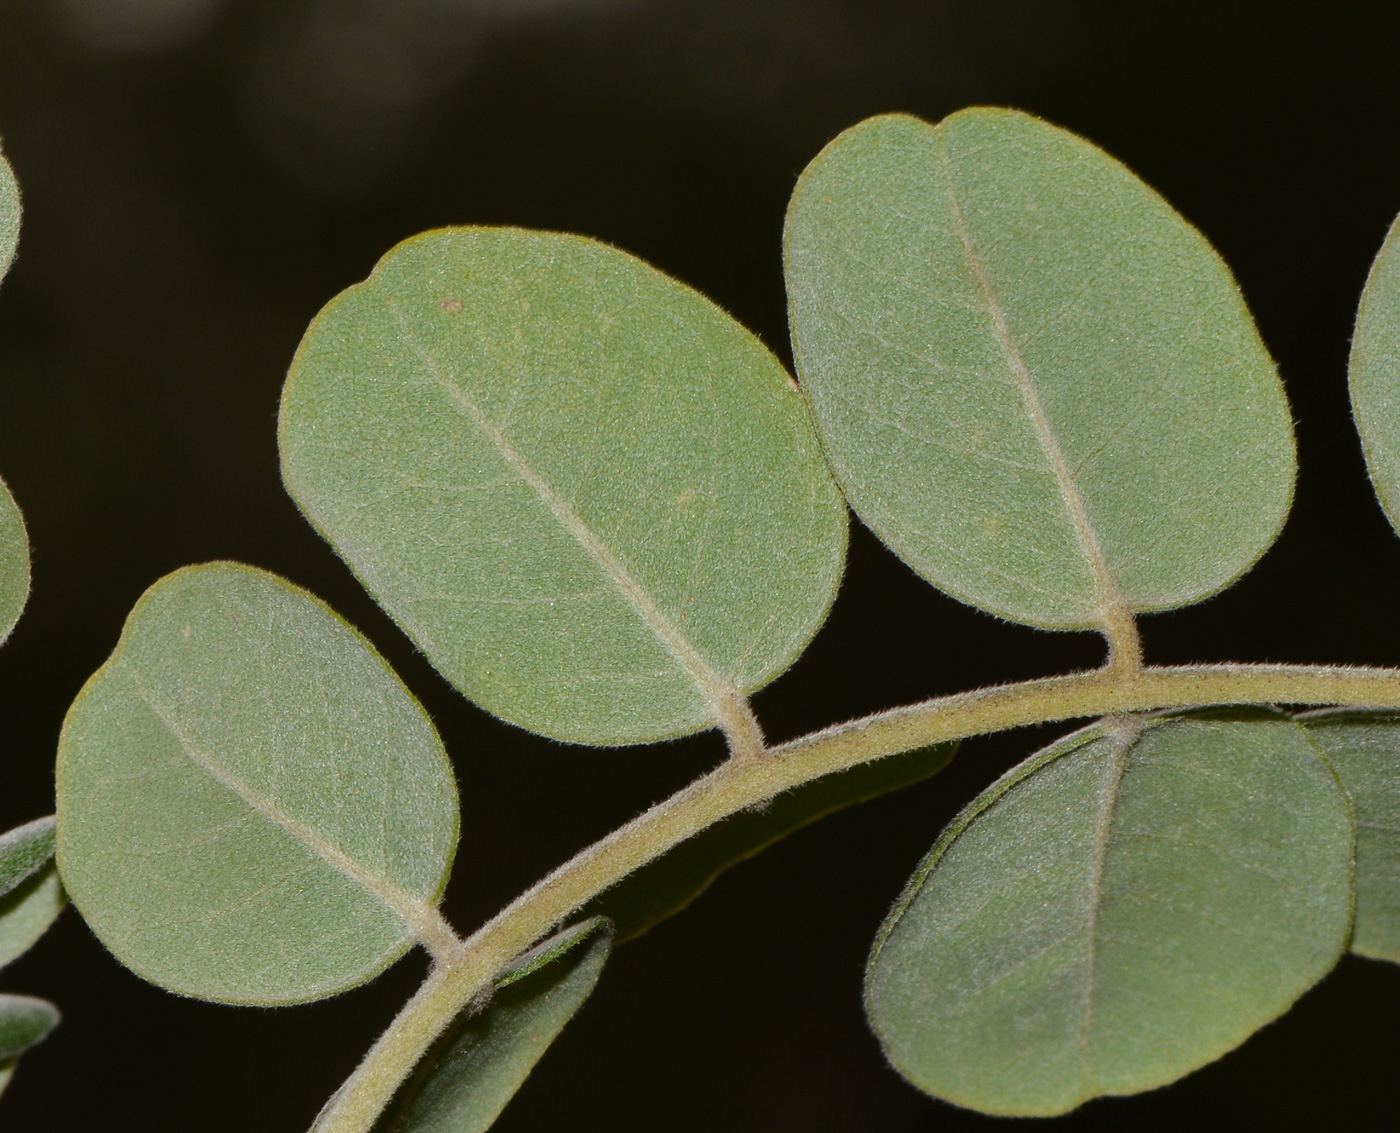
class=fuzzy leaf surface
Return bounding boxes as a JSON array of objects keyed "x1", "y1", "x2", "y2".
[
  {"x1": 865, "y1": 712, "x2": 1352, "y2": 1116},
  {"x1": 0, "y1": 866, "x2": 63, "y2": 971},
  {"x1": 1350, "y1": 212, "x2": 1400, "y2": 535},
  {"x1": 280, "y1": 228, "x2": 847, "y2": 745},
  {"x1": 0, "y1": 150, "x2": 26, "y2": 641},
  {"x1": 0, "y1": 146, "x2": 16, "y2": 283},
  {"x1": 369, "y1": 919, "x2": 611, "y2": 1133},
  {"x1": 0, "y1": 818, "x2": 54, "y2": 900},
  {"x1": 0, "y1": 995, "x2": 57, "y2": 1062},
  {"x1": 785, "y1": 109, "x2": 1294, "y2": 629},
  {"x1": 56, "y1": 563, "x2": 459, "y2": 1005},
  {"x1": 0, "y1": 475, "x2": 29, "y2": 646},
  {"x1": 589, "y1": 742, "x2": 955, "y2": 941},
  {"x1": 1302, "y1": 710, "x2": 1400, "y2": 962}
]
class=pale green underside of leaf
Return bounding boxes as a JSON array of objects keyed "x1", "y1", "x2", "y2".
[
  {"x1": 866, "y1": 712, "x2": 1351, "y2": 1117},
  {"x1": 1300, "y1": 710, "x2": 1400, "y2": 963},
  {"x1": 0, "y1": 148, "x2": 16, "y2": 285},
  {"x1": 56, "y1": 563, "x2": 460, "y2": 1006},
  {"x1": 0, "y1": 818, "x2": 55, "y2": 899},
  {"x1": 280, "y1": 227, "x2": 848, "y2": 746},
  {"x1": 588, "y1": 741, "x2": 955, "y2": 941},
  {"x1": 370, "y1": 919, "x2": 611, "y2": 1133},
  {"x1": 0, "y1": 995, "x2": 57, "y2": 1063},
  {"x1": 0, "y1": 153, "x2": 27, "y2": 642},
  {"x1": 0, "y1": 1059, "x2": 13, "y2": 1100},
  {"x1": 1349, "y1": 212, "x2": 1400, "y2": 535},
  {"x1": 785, "y1": 109, "x2": 1295, "y2": 630},
  {"x1": 0, "y1": 818, "x2": 64, "y2": 970},
  {"x1": 0, "y1": 475, "x2": 30, "y2": 646},
  {"x1": 0, "y1": 868, "x2": 63, "y2": 972}
]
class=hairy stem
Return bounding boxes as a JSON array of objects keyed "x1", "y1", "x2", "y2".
[{"x1": 313, "y1": 660, "x2": 1400, "y2": 1133}]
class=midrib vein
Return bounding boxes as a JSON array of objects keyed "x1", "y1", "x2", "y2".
[
  {"x1": 135, "y1": 682, "x2": 460, "y2": 960},
  {"x1": 940, "y1": 148, "x2": 1140, "y2": 667},
  {"x1": 1078, "y1": 718, "x2": 1139, "y2": 1073},
  {"x1": 387, "y1": 301, "x2": 765, "y2": 756}
]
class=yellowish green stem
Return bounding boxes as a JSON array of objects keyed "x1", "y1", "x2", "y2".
[{"x1": 313, "y1": 661, "x2": 1400, "y2": 1133}]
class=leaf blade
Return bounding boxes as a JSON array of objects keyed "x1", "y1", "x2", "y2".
[
  {"x1": 865, "y1": 712, "x2": 1352, "y2": 1116},
  {"x1": 1350, "y1": 213, "x2": 1400, "y2": 532},
  {"x1": 1300, "y1": 710, "x2": 1400, "y2": 962},
  {"x1": 0, "y1": 146, "x2": 16, "y2": 284},
  {"x1": 0, "y1": 995, "x2": 57, "y2": 1063},
  {"x1": 785, "y1": 109, "x2": 1295, "y2": 629},
  {"x1": 0, "y1": 818, "x2": 55, "y2": 900},
  {"x1": 56, "y1": 563, "x2": 460, "y2": 1005},
  {"x1": 280, "y1": 228, "x2": 847, "y2": 745}
]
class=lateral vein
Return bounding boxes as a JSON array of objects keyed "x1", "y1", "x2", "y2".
[{"x1": 386, "y1": 300, "x2": 765, "y2": 757}]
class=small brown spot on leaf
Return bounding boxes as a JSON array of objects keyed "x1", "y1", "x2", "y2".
[{"x1": 441, "y1": 299, "x2": 463, "y2": 313}]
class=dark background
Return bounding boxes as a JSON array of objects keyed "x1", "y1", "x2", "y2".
[{"x1": 1, "y1": 1, "x2": 1399, "y2": 1129}]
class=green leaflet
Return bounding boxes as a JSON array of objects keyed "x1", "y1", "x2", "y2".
[
  {"x1": 1350, "y1": 212, "x2": 1400, "y2": 532},
  {"x1": 588, "y1": 742, "x2": 956, "y2": 941},
  {"x1": 785, "y1": 109, "x2": 1295, "y2": 631},
  {"x1": 0, "y1": 818, "x2": 63, "y2": 971},
  {"x1": 0, "y1": 995, "x2": 57, "y2": 1062},
  {"x1": 280, "y1": 228, "x2": 848, "y2": 746},
  {"x1": 368, "y1": 919, "x2": 611, "y2": 1133},
  {"x1": 0, "y1": 818, "x2": 54, "y2": 899},
  {"x1": 865, "y1": 712, "x2": 1352, "y2": 1117},
  {"x1": 55, "y1": 563, "x2": 460, "y2": 1006},
  {"x1": 1300, "y1": 710, "x2": 1400, "y2": 962},
  {"x1": 0, "y1": 474, "x2": 29, "y2": 647},
  {"x1": 0, "y1": 146, "x2": 16, "y2": 284},
  {"x1": 0, "y1": 868, "x2": 63, "y2": 972}
]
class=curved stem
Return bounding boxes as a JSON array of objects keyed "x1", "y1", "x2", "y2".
[{"x1": 313, "y1": 660, "x2": 1400, "y2": 1133}]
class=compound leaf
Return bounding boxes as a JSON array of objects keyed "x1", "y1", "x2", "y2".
[
  {"x1": 1350, "y1": 212, "x2": 1400, "y2": 534},
  {"x1": 369, "y1": 919, "x2": 611, "y2": 1133},
  {"x1": 280, "y1": 228, "x2": 847, "y2": 746},
  {"x1": 865, "y1": 712, "x2": 1352, "y2": 1116},
  {"x1": 0, "y1": 995, "x2": 57, "y2": 1062},
  {"x1": 0, "y1": 818, "x2": 63, "y2": 971},
  {"x1": 1300, "y1": 710, "x2": 1400, "y2": 962},
  {"x1": 785, "y1": 109, "x2": 1294, "y2": 630},
  {"x1": 588, "y1": 741, "x2": 956, "y2": 941},
  {"x1": 56, "y1": 563, "x2": 459, "y2": 1005}
]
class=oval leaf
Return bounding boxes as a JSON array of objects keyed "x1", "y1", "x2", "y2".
[
  {"x1": 1350, "y1": 212, "x2": 1400, "y2": 532},
  {"x1": 0, "y1": 475, "x2": 29, "y2": 646},
  {"x1": 369, "y1": 919, "x2": 611, "y2": 1133},
  {"x1": 0, "y1": 865, "x2": 63, "y2": 971},
  {"x1": 0, "y1": 995, "x2": 57, "y2": 1062},
  {"x1": 280, "y1": 228, "x2": 847, "y2": 746},
  {"x1": 865, "y1": 712, "x2": 1352, "y2": 1116},
  {"x1": 0, "y1": 818, "x2": 63, "y2": 971},
  {"x1": 0, "y1": 146, "x2": 16, "y2": 284},
  {"x1": 1301, "y1": 710, "x2": 1400, "y2": 962},
  {"x1": 785, "y1": 110, "x2": 1294, "y2": 630},
  {"x1": 588, "y1": 741, "x2": 955, "y2": 941},
  {"x1": 56, "y1": 563, "x2": 460, "y2": 1005}
]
